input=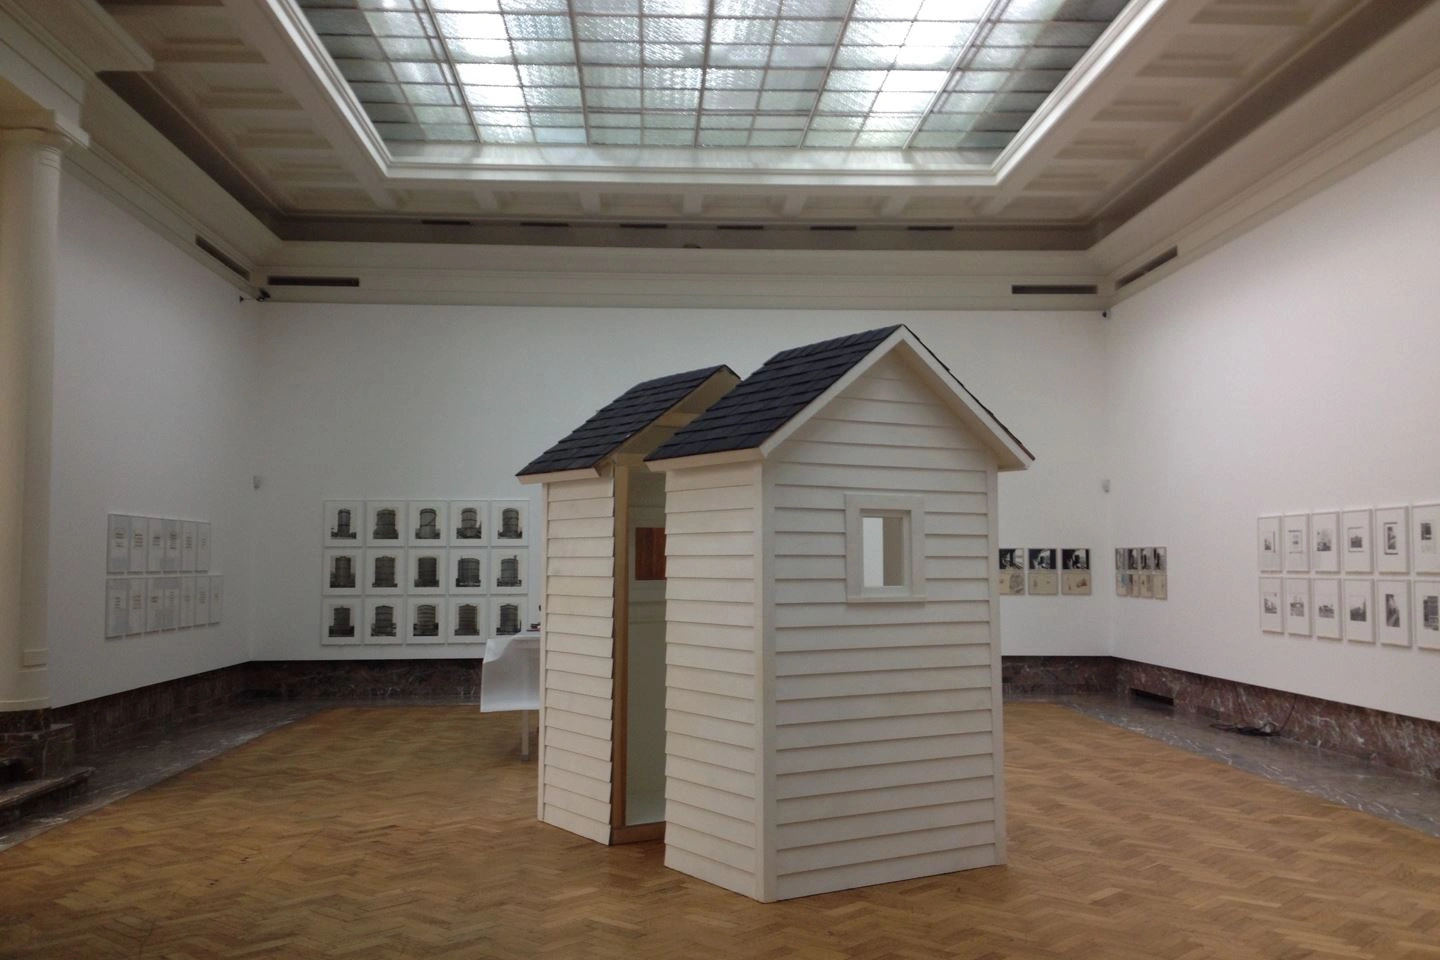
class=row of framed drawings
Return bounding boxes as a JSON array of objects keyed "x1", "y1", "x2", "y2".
[
  {"x1": 321, "y1": 597, "x2": 532, "y2": 646},
  {"x1": 997, "y1": 548, "x2": 1092, "y2": 596},
  {"x1": 107, "y1": 515, "x2": 213, "y2": 575},
  {"x1": 1116, "y1": 572, "x2": 1168, "y2": 600},
  {"x1": 105, "y1": 576, "x2": 224, "y2": 638},
  {"x1": 323, "y1": 548, "x2": 527, "y2": 596},
  {"x1": 1259, "y1": 577, "x2": 1440, "y2": 650},
  {"x1": 322, "y1": 499, "x2": 527, "y2": 548},
  {"x1": 1258, "y1": 505, "x2": 1440, "y2": 575}
]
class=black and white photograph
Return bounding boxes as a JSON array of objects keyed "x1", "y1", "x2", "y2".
[
  {"x1": 1376, "y1": 580, "x2": 1411, "y2": 647},
  {"x1": 1341, "y1": 508, "x2": 1372, "y2": 574},
  {"x1": 1412, "y1": 502, "x2": 1440, "y2": 574},
  {"x1": 450, "y1": 549, "x2": 488, "y2": 595},
  {"x1": 128, "y1": 517, "x2": 148, "y2": 574},
  {"x1": 1127, "y1": 547, "x2": 1141, "y2": 571},
  {"x1": 196, "y1": 521, "x2": 211, "y2": 572},
  {"x1": 1414, "y1": 581, "x2": 1440, "y2": 651},
  {"x1": 1285, "y1": 578, "x2": 1311, "y2": 637},
  {"x1": 1062, "y1": 570, "x2": 1091, "y2": 596},
  {"x1": 181, "y1": 521, "x2": 197, "y2": 573},
  {"x1": 407, "y1": 599, "x2": 446, "y2": 644},
  {"x1": 408, "y1": 549, "x2": 445, "y2": 595},
  {"x1": 1027, "y1": 548, "x2": 1055, "y2": 571},
  {"x1": 365, "y1": 598, "x2": 401, "y2": 645},
  {"x1": 1257, "y1": 516, "x2": 1282, "y2": 572},
  {"x1": 1259, "y1": 577, "x2": 1283, "y2": 633},
  {"x1": 322, "y1": 549, "x2": 362, "y2": 596},
  {"x1": 367, "y1": 500, "x2": 405, "y2": 544},
  {"x1": 180, "y1": 576, "x2": 196, "y2": 629},
  {"x1": 492, "y1": 549, "x2": 528, "y2": 593},
  {"x1": 1310, "y1": 511, "x2": 1339, "y2": 574},
  {"x1": 1375, "y1": 505, "x2": 1409, "y2": 574},
  {"x1": 195, "y1": 576, "x2": 210, "y2": 626},
  {"x1": 1282, "y1": 514, "x2": 1309, "y2": 573},
  {"x1": 1114, "y1": 548, "x2": 1124, "y2": 571},
  {"x1": 209, "y1": 575, "x2": 223, "y2": 625},
  {"x1": 147, "y1": 520, "x2": 164, "y2": 574},
  {"x1": 1313, "y1": 579, "x2": 1341, "y2": 640},
  {"x1": 105, "y1": 580, "x2": 128, "y2": 639},
  {"x1": 493, "y1": 598, "x2": 528, "y2": 637},
  {"x1": 998, "y1": 547, "x2": 1025, "y2": 571},
  {"x1": 1343, "y1": 579, "x2": 1374, "y2": 643},
  {"x1": 1062, "y1": 548, "x2": 1089, "y2": 570},
  {"x1": 1141, "y1": 547, "x2": 1156, "y2": 571},
  {"x1": 322, "y1": 599, "x2": 361, "y2": 645},
  {"x1": 409, "y1": 500, "x2": 449, "y2": 546},
  {"x1": 1154, "y1": 547, "x2": 1167, "y2": 572},
  {"x1": 108, "y1": 514, "x2": 130, "y2": 575},
  {"x1": 324, "y1": 500, "x2": 365, "y2": 547},
  {"x1": 492, "y1": 500, "x2": 528, "y2": 545},
  {"x1": 365, "y1": 549, "x2": 404, "y2": 596},
  {"x1": 449, "y1": 598, "x2": 487, "y2": 643},
  {"x1": 451, "y1": 500, "x2": 489, "y2": 543}
]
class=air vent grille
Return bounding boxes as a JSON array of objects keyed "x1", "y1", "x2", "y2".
[
  {"x1": 1117, "y1": 247, "x2": 1179, "y2": 289},
  {"x1": 1011, "y1": 283, "x2": 1099, "y2": 296},
  {"x1": 194, "y1": 236, "x2": 247, "y2": 280},
  {"x1": 265, "y1": 276, "x2": 361, "y2": 288}
]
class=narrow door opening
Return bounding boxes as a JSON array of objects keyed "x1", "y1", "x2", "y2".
[{"x1": 623, "y1": 469, "x2": 668, "y2": 830}]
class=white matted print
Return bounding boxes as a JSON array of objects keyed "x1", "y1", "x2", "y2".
[
  {"x1": 163, "y1": 578, "x2": 181, "y2": 630},
  {"x1": 1151, "y1": 573, "x2": 1167, "y2": 601},
  {"x1": 997, "y1": 547, "x2": 1025, "y2": 596},
  {"x1": 324, "y1": 500, "x2": 365, "y2": 547},
  {"x1": 127, "y1": 578, "x2": 146, "y2": 635},
  {"x1": 105, "y1": 580, "x2": 128, "y2": 638},
  {"x1": 492, "y1": 597, "x2": 529, "y2": 637},
  {"x1": 1312, "y1": 579, "x2": 1341, "y2": 640},
  {"x1": 365, "y1": 598, "x2": 402, "y2": 645},
  {"x1": 409, "y1": 500, "x2": 448, "y2": 546},
  {"x1": 322, "y1": 549, "x2": 362, "y2": 596},
  {"x1": 147, "y1": 520, "x2": 164, "y2": 574},
  {"x1": 492, "y1": 500, "x2": 529, "y2": 545},
  {"x1": 365, "y1": 548, "x2": 404, "y2": 595},
  {"x1": 194, "y1": 576, "x2": 211, "y2": 626},
  {"x1": 407, "y1": 598, "x2": 446, "y2": 644},
  {"x1": 108, "y1": 515, "x2": 131, "y2": 575},
  {"x1": 492, "y1": 548, "x2": 528, "y2": 593},
  {"x1": 1258, "y1": 516, "x2": 1282, "y2": 572},
  {"x1": 451, "y1": 500, "x2": 489, "y2": 544},
  {"x1": 128, "y1": 517, "x2": 148, "y2": 574},
  {"x1": 1284, "y1": 579, "x2": 1311, "y2": 637},
  {"x1": 1259, "y1": 578, "x2": 1283, "y2": 633},
  {"x1": 146, "y1": 578, "x2": 165, "y2": 632},
  {"x1": 1376, "y1": 580, "x2": 1411, "y2": 648},
  {"x1": 209, "y1": 575, "x2": 223, "y2": 624},
  {"x1": 408, "y1": 549, "x2": 445, "y2": 595},
  {"x1": 1310, "y1": 511, "x2": 1339, "y2": 574},
  {"x1": 196, "y1": 522, "x2": 211, "y2": 572},
  {"x1": 1282, "y1": 515, "x2": 1309, "y2": 572},
  {"x1": 366, "y1": 501, "x2": 405, "y2": 545},
  {"x1": 1412, "y1": 503, "x2": 1440, "y2": 575},
  {"x1": 163, "y1": 519, "x2": 182, "y2": 574},
  {"x1": 1375, "y1": 506, "x2": 1409, "y2": 574},
  {"x1": 449, "y1": 598, "x2": 487, "y2": 643},
  {"x1": 323, "y1": 598, "x2": 362, "y2": 645},
  {"x1": 181, "y1": 521, "x2": 197, "y2": 573},
  {"x1": 1343, "y1": 579, "x2": 1374, "y2": 644},
  {"x1": 449, "y1": 548, "x2": 487, "y2": 595},
  {"x1": 1341, "y1": 509, "x2": 1372, "y2": 574},
  {"x1": 1414, "y1": 581, "x2": 1440, "y2": 651},
  {"x1": 179, "y1": 576, "x2": 196, "y2": 629}
]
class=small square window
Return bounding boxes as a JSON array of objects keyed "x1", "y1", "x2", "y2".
[{"x1": 845, "y1": 494, "x2": 926, "y2": 602}]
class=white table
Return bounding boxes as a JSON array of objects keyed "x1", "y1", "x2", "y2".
[{"x1": 480, "y1": 631, "x2": 540, "y2": 759}]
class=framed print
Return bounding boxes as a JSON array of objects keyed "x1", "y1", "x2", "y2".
[
  {"x1": 1062, "y1": 548, "x2": 1089, "y2": 571},
  {"x1": 1028, "y1": 567, "x2": 1058, "y2": 596},
  {"x1": 1027, "y1": 548, "x2": 1055, "y2": 571},
  {"x1": 1115, "y1": 572, "x2": 1129, "y2": 597},
  {"x1": 1414, "y1": 581, "x2": 1440, "y2": 651},
  {"x1": 322, "y1": 549, "x2": 362, "y2": 596},
  {"x1": 366, "y1": 500, "x2": 405, "y2": 545},
  {"x1": 407, "y1": 598, "x2": 446, "y2": 644},
  {"x1": 1282, "y1": 514, "x2": 1309, "y2": 572},
  {"x1": 365, "y1": 598, "x2": 402, "y2": 645},
  {"x1": 1341, "y1": 509, "x2": 1372, "y2": 574},
  {"x1": 492, "y1": 548, "x2": 528, "y2": 594},
  {"x1": 998, "y1": 547, "x2": 1024, "y2": 571},
  {"x1": 128, "y1": 517, "x2": 148, "y2": 574},
  {"x1": 105, "y1": 580, "x2": 128, "y2": 639},
  {"x1": 1139, "y1": 548, "x2": 1154, "y2": 572},
  {"x1": 449, "y1": 548, "x2": 488, "y2": 596},
  {"x1": 1376, "y1": 580, "x2": 1411, "y2": 647},
  {"x1": 451, "y1": 500, "x2": 489, "y2": 544},
  {"x1": 179, "y1": 576, "x2": 196, "y2": 629},
  {"x1": 323, "y1": 598, "x2": 362, "y2": 645},
  {"x1": 1375, "y1": 506, "x2": 1409, "y2": 574},
  {"x1": 1114, "y1": 548, "x2": 1123, "y2": 572},
  {"x1": 146, "y1": 578, "x2": 165, "y2": 633},
  {"x1": 408, "y1": 549, "x2": 445, "y2": 595},
  {"x1": 1258, "y1": 516, "x2": 1282, "y2": 572},
  {"x1": 998, "y1": 547, "x2": 1025, "y2": 596},
  {"x1": 1259, "y1": 577, "x2": 1283, "y2": 633},
  {"x1": 209, "y1": 575, "x2": 223, "y2": 624},
  {"x1": 195, "y1": 522, "x2": 211, "y2": 573},
  {"x1": 1126, "y1": 547, "x2": 1140, "y2": 571},
  {"x1": 147, "y1": 519, "x2": 164, "y2": 574},
  {"x1": 1062, "y1": 570, "x2": 1092, "y2": 596},
  {"x1": 1151, "y1": 573, "x2": 1167, "y2": 600},
  {"x1": 1310, "y1": 511, "x2": 1339, "y2": 574},
  {"x1": 163, "y1": 578, "x2": 181, "y2": 631},
  {"x1": 1312, "y1": 579, "x2": 1341, "y2": 640},
  {"x1": 1343, "y1": 579, "x2": 1374, "y2": 643},
  {"x1": 324, "y1": 500, "x2": 365, "y2": 547},
  {"x1": 1412, "y1": 502, "x2": 1440, "y2": 575},
  {"x1": 181, "y1": 521, "x2": 197, "y2": 573},
  {"x1": 126, "y1": 578, "x2": 146, "y2": 635},
  {"x1": 1153, "y1": 547, "x2": 1167, "y2": 573},
  {"x1": 194, "y1": 576, "x2": 210, "y2": 626},
  {"x1": 108, "y1": 514, "x2": 131, "y2": 575},
  {"x1": 449, "y1": 598, "x2": 487, "y2": 643},
  {"x1": 409, "y1": 500, "x2": 448, "y2": 546},
  {"x1": 365, "y1": 548, "x2": 404, "y2": 596},
  {"x1": 1284, "y1": 579, "x2": 1311, "y2": 636},
  {"x1": 1134, "y1": 572, "x2": 1153, "y2": 599},
  {"x1": 492, "y1": 500, "x2": 529, "y2": 546},
  {"x1": 492, "y1": 597, "x2": 530, "y2": 637},
  {"x1": 163, "y1": 519, "x2": 182, "y2": 574}
]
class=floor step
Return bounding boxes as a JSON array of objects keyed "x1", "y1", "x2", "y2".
[{"x1": 0, "y1": 767, "x2": 93, "y2": 828}]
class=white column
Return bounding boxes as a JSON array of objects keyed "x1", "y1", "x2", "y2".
[{"x1": 0, "y1": 128, "x2": 68, "y2": 712}]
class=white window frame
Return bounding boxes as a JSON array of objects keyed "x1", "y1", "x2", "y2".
[{"x1": 844, "y1": 493, "x2": 927, "y2": 603}]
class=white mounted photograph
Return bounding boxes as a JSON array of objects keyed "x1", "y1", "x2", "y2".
[
  {"x1": 1152, "y1": 573, "x2": 1168, "y2": 601},
  {"x1": 210, "y1": 575, "x2": 223, "y2": 624},
  {"x1": 146, "y1": 578, "x2": 164, "y2": 633},
  {"x1": 409, "y1": 500, "x2": 448, "y2": 546},
  {"x1": 126, "y1": 578, "x2": 146, "y2": 636},
  {"x1": 491, "y1": 500, "x2": 528, "y2": 545},
  {"x1": 163, "y1": 519, "x2": 182, "y2": 574},
  {"x1": 449, "y1": 549, "x2": 487, "y2": 595},
  {"x1": 195, "y1": 576, "x2": 210, "y2": 626},
  {"x1": 365, "y1": 549, "x2": 404, "y2": 596},
  {"x1": 128, "y1": 517, "x2": 148, "y2": 574},
  {"x1": 196, "y1": 522, "x2": 211, "y2": 572},
  {"x1": 323, "y1": 598, "x2": 362, "y2": 645},
  {"x1": 1257, "y1": 516, "x2": 1282, "y2": 571},
  {"x1": 179, "y1": 576, "x2": 196, "y2": 629},
  {"x1": 322, "y1": 549, "x2": 362, "y2": 596},
  {"x1": 364, "y1": 598, "x2": 402, "y2": 644},
  {"x1": 407, "y1": 598, "x2": 446, "y2": 644},
  {"x1": 108, "y1": 514, "x2": 130, "y2": 575},
  {"x1": 147, "y1": 520, "x2": 164, "y2": 574},
  {"x1": 492, "y1": 597, "x2": 529, "y2": 637},
  {"x1": 1313, "y1": 579, "x2": 1342, "y2": 640},
  {"x1": 1285, "y1": 579, "x2": 1311, "y2": 637},
  {"x1": 1375, "y1": 506, "x2": 1409, "y2": 574},
  {"x1": 1343, "y1": 579, "x2": 1374, "y2": 644},
  {"x1": 366, "y1": 500, "x2": 405, "y2": 545},
  {"x1": 1310, "y1": 511, "x2": 1339, "y2": 574},
  {"x1": 1259, "y1": 578, "x2": 1283, "y2": 633},
  {"x1": 492, "y1": 548, "x2": 528, "y2": 593},
  {"x1": 163, "y1": 578, "x2": 181, "y2": 631},
  {"x1": 408, "y1": 549, "x2": 445, "y2": 595},
  {"x1": 449, "y1": 598, "x2": 487, "y2": 643},
  {"x1": 1411, "y1": 502, "x2": 1440, "y2": 575},
  {"x1": 451, "y1": 500, "x2": 488, "y2": 543},
  {"x1": 997, "y1": 547, "x2": 1025, "y2": 596},
  {"x1": 1414, "y1": 580, "x2": 1440, "y2": 651},
  {"x1": 181, "y1": 521, "x2": 197, "y2": 573},
  {"x1": 1282, "y1": 514, "x2": 1309, "y2": 572},
  {"x1": 1376, "y1": 580, "x2": 1411, "y2": 647},
  {"x1": 324, "y1": 500, "x2": 365, "y2": 547},
  {"x1": 105, "y1": 580, "x2": 128, "y2": 639},
  {"x1": 1341, "y1": 508, "x2": 1373, "y2": 574}
]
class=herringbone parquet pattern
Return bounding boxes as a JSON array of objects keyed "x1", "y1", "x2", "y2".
[{"x1": 2, "y1": 704, "x2": 1438, "y2": 959}]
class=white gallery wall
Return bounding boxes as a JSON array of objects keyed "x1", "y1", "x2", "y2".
[
  {"x1": 249, "y1": 305, "x2": 1111, "y2": 661},
  {"x1": 48, "y1": 173, "x2": 258, "y2": 706},
  {"x1": 1106, "y1": 124, "x2": 1440, "y2": 723}
]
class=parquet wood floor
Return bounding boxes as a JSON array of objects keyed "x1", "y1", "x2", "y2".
[{"x1": 2, "y1": 703, "x2": 1438, "y2": 960}]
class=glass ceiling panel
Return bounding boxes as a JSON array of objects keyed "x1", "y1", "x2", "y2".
[{"x1": 296, "y1": 0, "x2": 1128, "y2": 152}]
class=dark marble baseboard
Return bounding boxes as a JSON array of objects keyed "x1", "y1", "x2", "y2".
[
  {"x1": 245, "y1": 660, "x2": 484, "y2": 700},
  {"x1": 52, "y1": 665, "x2": 251, "y2": 755},
  {"x1": 1001, "y1": 656, "x2": 1118, "y2": 696}
]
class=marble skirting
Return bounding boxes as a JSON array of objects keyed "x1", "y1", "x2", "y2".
[
  {"x1": 245, "y1": 660, "x2": 484, "y2": 700},
  {"x1": 1001, "y1": 656, "x2": 1118, "y2": 696},
  {"x1": 51, "y1": 664, "x2": 250, "y2": 754}
]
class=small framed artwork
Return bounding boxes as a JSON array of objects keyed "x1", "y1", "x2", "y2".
[
  {"x1": 147, "y1": 520, "x2": 165, "y2": 574},
  {"x1": 407, "y1": 598, "x2": 446, "y2": 644},
  {"x1": 492, "y1": 500, "x2": 529, "y2": 545},
  {"x1": 163, "y1": 578, "x2": 181, "y2": 631},
  {"x1": 1343, "y1": 579, "x2": 1374, "y2": 643},
  {"x1": 492, "y1": 548, "x2": 528, "y2": 593},
  {"x1": 365, "y1": 598, "x2": 403, "y2": 645},
  {"x1": 1376, "y1": 580, "x2": 1411, "y2": 647},
  {"x1": 998, "y1": 547, "x2": 1025, "y2": 572},
  {"x1": 163, "y1": 519, "x2": 182, "y2": 574},
  {"x1": 179, "y1": 576, "x2": 196, "y2": 629},
  {"x1": 409, "y1": 500, "x2": 448, "y2": 546},
  {"x1": 181, "y1": 521, "x2": 197, "y2": 573},
  {"x1": 146, "y1": 578, "x2": 165, "y2": 633},
  {"x1": 322, "y1": 549, "x2": 362, "y2": 596},
  {"x1": 408, "y1": 549, "x2": 445, "y2": 595},
  {"x1": 1114, "y1": 548, "x2": 1123, "y2": 571},
  {"x1": 1258, "y1": 516, "x2": 1282, "y2": 572},
  {"x1": 998, "y1": 547, "x2": 1025, "y2": 597},
  {"x1": 1284, "y1": 579, "x2": 1311, "y2": 636},
  {"x1": 1062, "y1": 548, "x2": 1089, "y2": 571},
  {"x1": 1134, "y1": 572, "x2": 1153, "y2": 599},
  {"x1": 1310, "y1": 511, "x2": 1339, "y2": 574},
  {"x1": 1413, "y1": 581, "x2": 1440, "y2": 651},
  {"x1": 492, "y1": 597, "x2": 529, "y2": 637},
  {"x1": 1062, "y1": 570, "x2": 1092, "y2": 596},
  {"x1": 1139, "y1": 548, "x2": 1154, "y2": 572},
  {"x1": 1115, "y1": 572, "x2": 1129, "y2": 597},
  {"x1": 1153, "y1": 547, "x2": 1167, "y2": 573},
  {"x1": 1151, "y1": 573, "x2": 1167, "y2": 600},
  {"x1": 450, "y1": 549, "x2": 488, "y2": 596},
  {"x1": 1312, "y1": 579, "x2": 1341, "y2": 640},
  {"x1": 1126, "y1": 547, "x2": 1141, "y2": 571},
  {"x1": 196, "y1": 522, "x2": 211, "y2": 573},
  {"x1": 128, "y1": 517, "x2": 148, "y2": 574},
  {"x1": 1341, "y1": 509, "x2": 1372, "y2": 574},
  {"x1": 1259, "y1": 577, "x2": 1283, "y2": 633},
  {"x1": 449, "y1": 598, "x2": 487, "y2": 643},
  {"x1": 451, "y1": 500, "x2": 489, "y2": 544},
  {"x1": 105, "y1": 580, "x2": 128, "y2": 639},
  {"x1": 1282, "y1": 515, "x2": 1309, "y2": 572},
  {"x1": 1375, "y1": 506, "x2": 1409, "y2": 574},
  {"x1": 365, "y1": 549, "x2": 404, "y2": 595},
  {"x1": 107, "y1": 515, "x2": 131, "y2": 575},
  {"x1": 1412, "y1": 502, "x2": 1440, "y2": 575},
  {"x1": 194, "y1": 576, "x2": 211, "y2": 626},
  {"x1": 324, "y1": 500, "x2": 365, "y2": 547},
  {"x1": 1027, "y1": 548, "x2": 1055, "y2": 571},
  {"x1": 209, "y1": 575, "x2": 223, "y2": 624},
  {"x1": 367, "y1": 500, "x2": 405, "y2": 545},
  {"x1": 322, "y1": 598, "x2": 362, "y2": 645},
  {"x1": 126, "y1": 578, "x2": 146, "y2": 635}
]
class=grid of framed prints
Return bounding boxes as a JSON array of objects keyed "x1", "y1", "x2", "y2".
[
  {"x1": 1114, "y1": 546, "x2": 1167, "y2": 600},
  {"x1": 996, "y1": 547, "x2": 1091, "y2": 596},
  {"x1": 104, "y1": 514, "x2": 219, "y2": 639},
  {"x1": 1257, "y1": 504, "x2": 1440, "y2": 651},
  {"x1": 321, "y1": 499, "x2": 533, "y2": 647}
]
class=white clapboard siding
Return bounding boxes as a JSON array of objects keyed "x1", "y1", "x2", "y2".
[
  {"x1": 766, "y1": 352, "x2": 1001, "y2": 899},
  {"x1": 663, "y1": 461, "x2": 764, "y2": 900},
  {"x1": 540, "y1": 475, "x2": 615, "y2": 844}
]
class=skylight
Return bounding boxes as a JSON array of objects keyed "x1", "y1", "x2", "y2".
[{"x1": 298, "y1": 0, "x2": 1126, "y2": 154}]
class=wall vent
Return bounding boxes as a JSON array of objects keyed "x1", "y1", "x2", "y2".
[
  {"x1": 420, "y1": 218, "x2": 472, "y2": 226},
  {"x1": 1011, "y1": 283, "x2": 1099, "y2": 295},
  {"x1": 194, "y1": 236, "x2": 248, "y2": 280},
  {"x1": 716, "y1": 224, "x2": 764, "y2": 231},
  {"x1": 265, "y1": 276, "x2": 361, "y2": 287},
  {"x1": 619, "y1": 222, "x2": 668, "y2": 229},
  {"x1": 1117, "y1": 246, "x2": 1179, "y2": 289},
  {"x1": 907, "y1": 225, "x2": 955, "y2": 232},
  {"x1": 519, "y1": 221, "x2": 570, "y2": 228},
  {"x1": 1129, "y1": 688, "x2": 1175, "y2": 711},
  {"x1": 810, "y1": 224, "x2": 858, "y2": 231}
]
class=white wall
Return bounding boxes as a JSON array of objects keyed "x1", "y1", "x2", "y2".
[
  {"x1": 1107, "y1": 125, "x2": 1440, "y2": 723},
  {"x1": 49, "y1": 172, "x2": 257, "y2": 706},
  {"x1": 250, "y1": 304, "x2": 1110, "y2": 660}
]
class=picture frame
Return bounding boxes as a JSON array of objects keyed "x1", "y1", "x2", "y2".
[
  {"x1": 449, "y1": 598, "x2": 488, "y2": 643},
  {"x1": 408, "y1": 500, "x2": 449, "y2": 546},
  {"x1": 146, "y1": 578, "x2": 165, "y2": 633},
  {"x1": 181, "y1": 521, "x2": 197, "y2": 573},
  {"x1": 179, "y1": 576, "x2": 196, "y2": 629},
  {"x1": 1153, "y1": 547, "x2": 1167, "y2": 573},
  {"x1": 492, "y1": 548, "x2": 528, "y2": 594},
  {"x1": 1282, "y1": 514, "x2": 1309, "y2": 572},
  {"x1": 322, "y1": 549, "x2": 362, "y2": 596},
  {"x1": 1115, "y1": 572, "x2": 1129, "y2": 597},
  {"x1": 1139, "y1": 547, "x2": 1154, "y2": 572},
  {"x1": 1310, "y1": 511, "x2": 1339, "y2": 574},
  {"x1": 1135, "y1": 572, "x2": 1152, "y2": 599},
  {"x1": 1343, "y1": 579, "x2": 1374, "y2": 644},
  {"x1": 209, "y1": 575, "x2": 223, "y2": 624},
  {"x1": 1375, "y1": 506, "x2": 1409, "y2": 574},
  {"x1": 449, "y1": 548, "x2": 488, "y2": 596},
  {"x1": 364, "y1": 598, "x2": 402, "y2": 645},
  {"x1": 1061, "y1": 571, "x2": 1092, "y2": 596},
  {"x1": 1259, "y1": 577, "x2": 1283, "y2": 633},
  {"x1": 1413, "y1": 580, "x2": 1440, "y2": 651},
  {"x1": 1114, "y1": 548, "x2": 1123, "y2": 572},
  {"x1": 128, "y1": 517, "x2": 148, "y2": 574},
  {"x1": 450, "y1": 500, "x2": 489, "y2": 544},
  {"x1": 997, "y1": 547, "x2": 1025, "y2": 596},
  {"x1": 163, "y1": 519, "x2": 182, "y2": 574},
  {"x1": 1257, "y1": 516, "x2": 1282, "y2": 572},
  {"x1": 163, "y1": 578, "x2": 181, "y2": 631},
  {"x1": 105, "y1": 580, "x2": 128, "y2": 639},
  {"x1": 492, "y1": 597, "x2": 529, "y2": 637},
  {"x1": 1151, "y1": 573, "x2": 1167, "y2": 601},
  {"x1": 1284, "y1": 578, "x2": 1311, "y2": 636},
  {"x1": 195, "y1": 522, "x2": 211, "y2": 573},
  {"x1": 366, "y1": 500, "x2": 405, "y2": 546},
  {"x1": 1376, "y1": 580, "x2": 1411, "y2": 647},
  {"x1": 1411, "y1": 502, "x2": 1440, "y2": 575},
  {"x1": 491, "y1": 500, "x2": 529, "y2": 546},
  {"x1": 322, "y1": 598, "x2": 362, "y2": 645},
  {"x1": 1312, "y1": 579, "x2": 1341, "y2": 640},
  {"x1": 147, "y1": 519, "x2": 164, "y2": 574},
  {"x1": 324, "y1": 500, "x2": 365, "y2": 547},
  {"x1": 194, "y1": 576, "x2": 210, "y2": 626},
  {"x1": 408, "y1": 549, "x2": 445, "y2": 595},
  {"x1": 107, "y1": 514, "x2": 130, "y2": 575},
  {"x1": 1341, "y1": 508, "x2": 1372, "y2": 574},
  {"x1": 1061, "y1": 548, "x2": 1089, "y2": 571},
  {"x1": 407, "y1": 598, "x2": 446, "y2": 644},
  {"x1": 126, "y1": 578, "x2": 146, "y2": 635},
  {"x1": 365, "y1": 548, "x2": 405, "y2": 596}
]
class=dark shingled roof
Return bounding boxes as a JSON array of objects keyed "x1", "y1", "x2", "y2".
[{"x1": 517, "y1": 365, "x2": 735, "y2": 477}]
